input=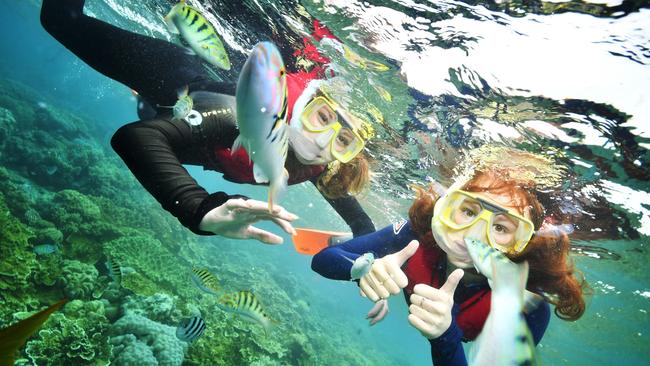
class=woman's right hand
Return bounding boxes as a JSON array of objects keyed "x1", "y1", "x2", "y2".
[
  {"x1": 198, "y1": 198, "x2": 298, "y2": 244},
  {"x1": 359, "y1": 240, "x2": 419, "y2": 302}
]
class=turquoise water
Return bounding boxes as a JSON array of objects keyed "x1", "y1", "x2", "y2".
[{"x1": 0, "y1": 0, "x2": 648, "y2": 365}]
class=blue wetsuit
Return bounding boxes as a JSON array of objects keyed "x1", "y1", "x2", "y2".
[{"x1": 312, "y1": 221, "x2": 550, "y2": 366}]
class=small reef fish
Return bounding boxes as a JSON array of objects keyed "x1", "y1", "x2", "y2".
[
  {"x1": 341, "y1": 253, "x2": 375, "y2": 281},
  {"x1": 175, "y1": 316, "x2": 206, "y2": 343},
  {"x1": 0, "y1": 299, "x2": 67, "y2": 366},
  {"x1": 191, "y1": 267, "x2": 220, "y2": 295},
  {"x1": 158, "y1": 86, "x2": 194, "y2": 122},
  {"x1": 465, "y1": 238, "x2": 537, "y2": 366},
  {"x1": 217, "y1": 290, "x2": 276, "y2": 332},
  {"x1": 172, "y1": 86, "x2": 194, "y2": 121},
  {"x1": 106, "y1": 257, "x2": 122, "y2": 284},
  {"x1": 233, "y1": 41, "x2": 289, "y2": 211},
  {"x1": 164, "y1": 0, "x2": 231, "y2": 70},
  {"x1": 32, "y1": 244, "x2": 59, "y2": 256}
]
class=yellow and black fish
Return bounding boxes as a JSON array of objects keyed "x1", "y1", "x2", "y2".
[
  {"x1": 217, "y1": 290, "x2": 276, "y2": 332},
  {"x1": 191, "y1": 267, "x2": 220, "y2": 295},
  {"x1": 164, "y1": 0, "x2": 231, "y2": 70},
  {"x1": 0, "y1": 299, "x2": 67, "y2": 366},
  {"x1": 106, "y1": 257, "x2": 122, "y2": 284}
]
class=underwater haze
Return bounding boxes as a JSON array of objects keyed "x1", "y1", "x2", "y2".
[{"x1": 0, "y1": 0, "x2": 648, "y2": 365}]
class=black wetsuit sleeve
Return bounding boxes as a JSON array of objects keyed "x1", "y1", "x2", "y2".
[
  {"x1": 309, "y1": 178, "x2": 375, "y2": 237},
  {"x1": 111, "y1": 115, "x2": 242, "y2": 235}
]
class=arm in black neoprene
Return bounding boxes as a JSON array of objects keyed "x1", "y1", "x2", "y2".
[{"x1": 110, "y1": 113, "x2": 242, "y2": 235}]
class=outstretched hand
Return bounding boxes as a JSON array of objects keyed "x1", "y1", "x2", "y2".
[
  {"x1": 198, "y1": 198, "x2": 298, "y2": 244},
  {"x1": 359, "y1": 240, "x2": 419, "y2": 302},
  {"x1": 408, "y1": 268, "x2": 464, "y2": 339}
]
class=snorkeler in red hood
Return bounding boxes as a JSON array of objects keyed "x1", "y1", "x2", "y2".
[{"x1": 41, "y1": 0, "x2": 376, "y2": 243}]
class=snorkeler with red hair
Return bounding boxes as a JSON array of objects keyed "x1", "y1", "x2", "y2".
[{"x1": 312, "y1": 146, "x2": 589, "y2": 365}]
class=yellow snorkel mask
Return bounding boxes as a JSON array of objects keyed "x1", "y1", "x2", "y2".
[
  {"x1": 299, "y1": 94, "x2": 374, "y2": 163},
  {"x1": 432, "y1": 184, "x2": 535, "y2": 255}
]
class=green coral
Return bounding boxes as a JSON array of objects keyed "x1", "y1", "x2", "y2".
[
  {"x1": 103, "y1": 234, "x2": 194, "y2": 297},
  {"x1": 32, "y1": 255, "x2": 64, "y2": 287},
  {"x1": 0, "y1": 193, "x2": 36, "y2": 294},
  {"x1": 25, "y1": 300, "x2": 111, "y2": 365},
  {"x1": 60, "y1": 259, "x2": 104, "y2": 300}
]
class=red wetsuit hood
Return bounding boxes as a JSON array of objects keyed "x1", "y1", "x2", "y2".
[
  {"x1": 404, "y1": 243, "x2": 491, "y2": 340},
  {"x1": 213, "y1": 72, "x2": 325, "y2": 185}
]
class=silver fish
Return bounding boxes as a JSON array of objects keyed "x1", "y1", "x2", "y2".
[
  {"x1": 342, "y1": 253, "x2": 375, "y2": 280},
  {"x1": 176, "y1": 315, "x2": 206, "y2": 343},
  {"x1": 233, "y1": 41, "x2": 289, "y2": 211},
  {"x1": 465, "y1": 238, "x2": 537, "y2": 366}
]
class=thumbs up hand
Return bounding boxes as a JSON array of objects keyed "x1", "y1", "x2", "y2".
[
  {"x1": 407, "y1": 268, "x2": 464, "y2": 339},
  {"x1": 359, "y1": 240, "x2": 419, "y2": 302}
]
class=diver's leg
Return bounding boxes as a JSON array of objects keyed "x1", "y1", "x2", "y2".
[{"x1": 40, "y1": 0, "x2": 205, "y2": 106}]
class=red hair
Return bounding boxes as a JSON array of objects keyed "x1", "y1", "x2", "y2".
[{"x1": 409, "y1": 170, "x2": 589, "y2": 321}]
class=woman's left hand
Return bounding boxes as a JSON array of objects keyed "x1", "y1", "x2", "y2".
[{"x1": 407, "y1": 269, "x2": 464, "y2": 339}]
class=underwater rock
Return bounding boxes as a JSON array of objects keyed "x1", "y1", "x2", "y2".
[
  {"x1": 110, "y1": 313, "x2": 187, "y2": 366},
  {"x1": 60, "y1": 259, "x2": 101, "y2": 300}
]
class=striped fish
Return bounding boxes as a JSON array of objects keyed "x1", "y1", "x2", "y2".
[
  {"x1": 175, "y1": 316, "x2": 206, "y2": 343},
  {"x1": 191, "y1": 267, "x2": 220, "y2": 295},
  {"x1": 465, "y1": 238, "x2": 537, "y2": 366},
  {"x1": 233, "y1": 42, "x2": 289, "y2": 211},
  {"x1": 173, "y1": 86, "x2": 193, "y2": 121},
  {"x1": 164, "y1": 0, "x2": 231, "y2": 70},
  {"x1": 217, "y1": 290, "x2": 276, "y2": 332},
  {"x1": 106, "y1": 257, "x2": 122, "y2": 284}
]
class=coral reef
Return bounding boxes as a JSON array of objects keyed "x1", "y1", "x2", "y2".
[
  {"x1": 1, "y1": 78, "x2": 393, "y2": 365},
  {"x1": 24, "y1": 300, "x2": 111, "y2": 365},
  {"x1": 60, "y1": 259, "x2": 104, "y2": 300},
  {"x1": 0, "y1": 192, "x2": 38, "y2": 314},
  {"x1": 110, "y1": 313, "x2": 187, "y2": 366}
]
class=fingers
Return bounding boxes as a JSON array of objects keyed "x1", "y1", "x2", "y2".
[
  {"x1": 227, "y1": 199, "x2": 299, "y2": 222},
  {"x1": 270, "y1": 216, "x2": 297, "y2": 236},
  {"x1": 409, "y1": 294, "x2": 447, "y2": 316},
  {"x1": 439, "y1": 269, "x2": 464, "y2": 296},
  {"x1": 370, "y1": 261, "x2": 400, "y2": 296},
  {"x1": 407, "y1": 313, "x2": 430, "y2": 335},
  {"x1": 412, "y1": 284, "x2": 451, "y2": 304},
  {"x1": 394, "y1": 240, "x2": 419, "y2": 266},
  {"x1": 359, "y1": 276, "x2": 380, "y2": 302},
  {"x1": 367, "y1": 299, "x2": 389, "y2": 326},
  {"x1": 246, "y1": 226, "x2": 283, "y2": 245},
  {"x1": 366, "y1": 300, "x2": 384, "y2": 318}
]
